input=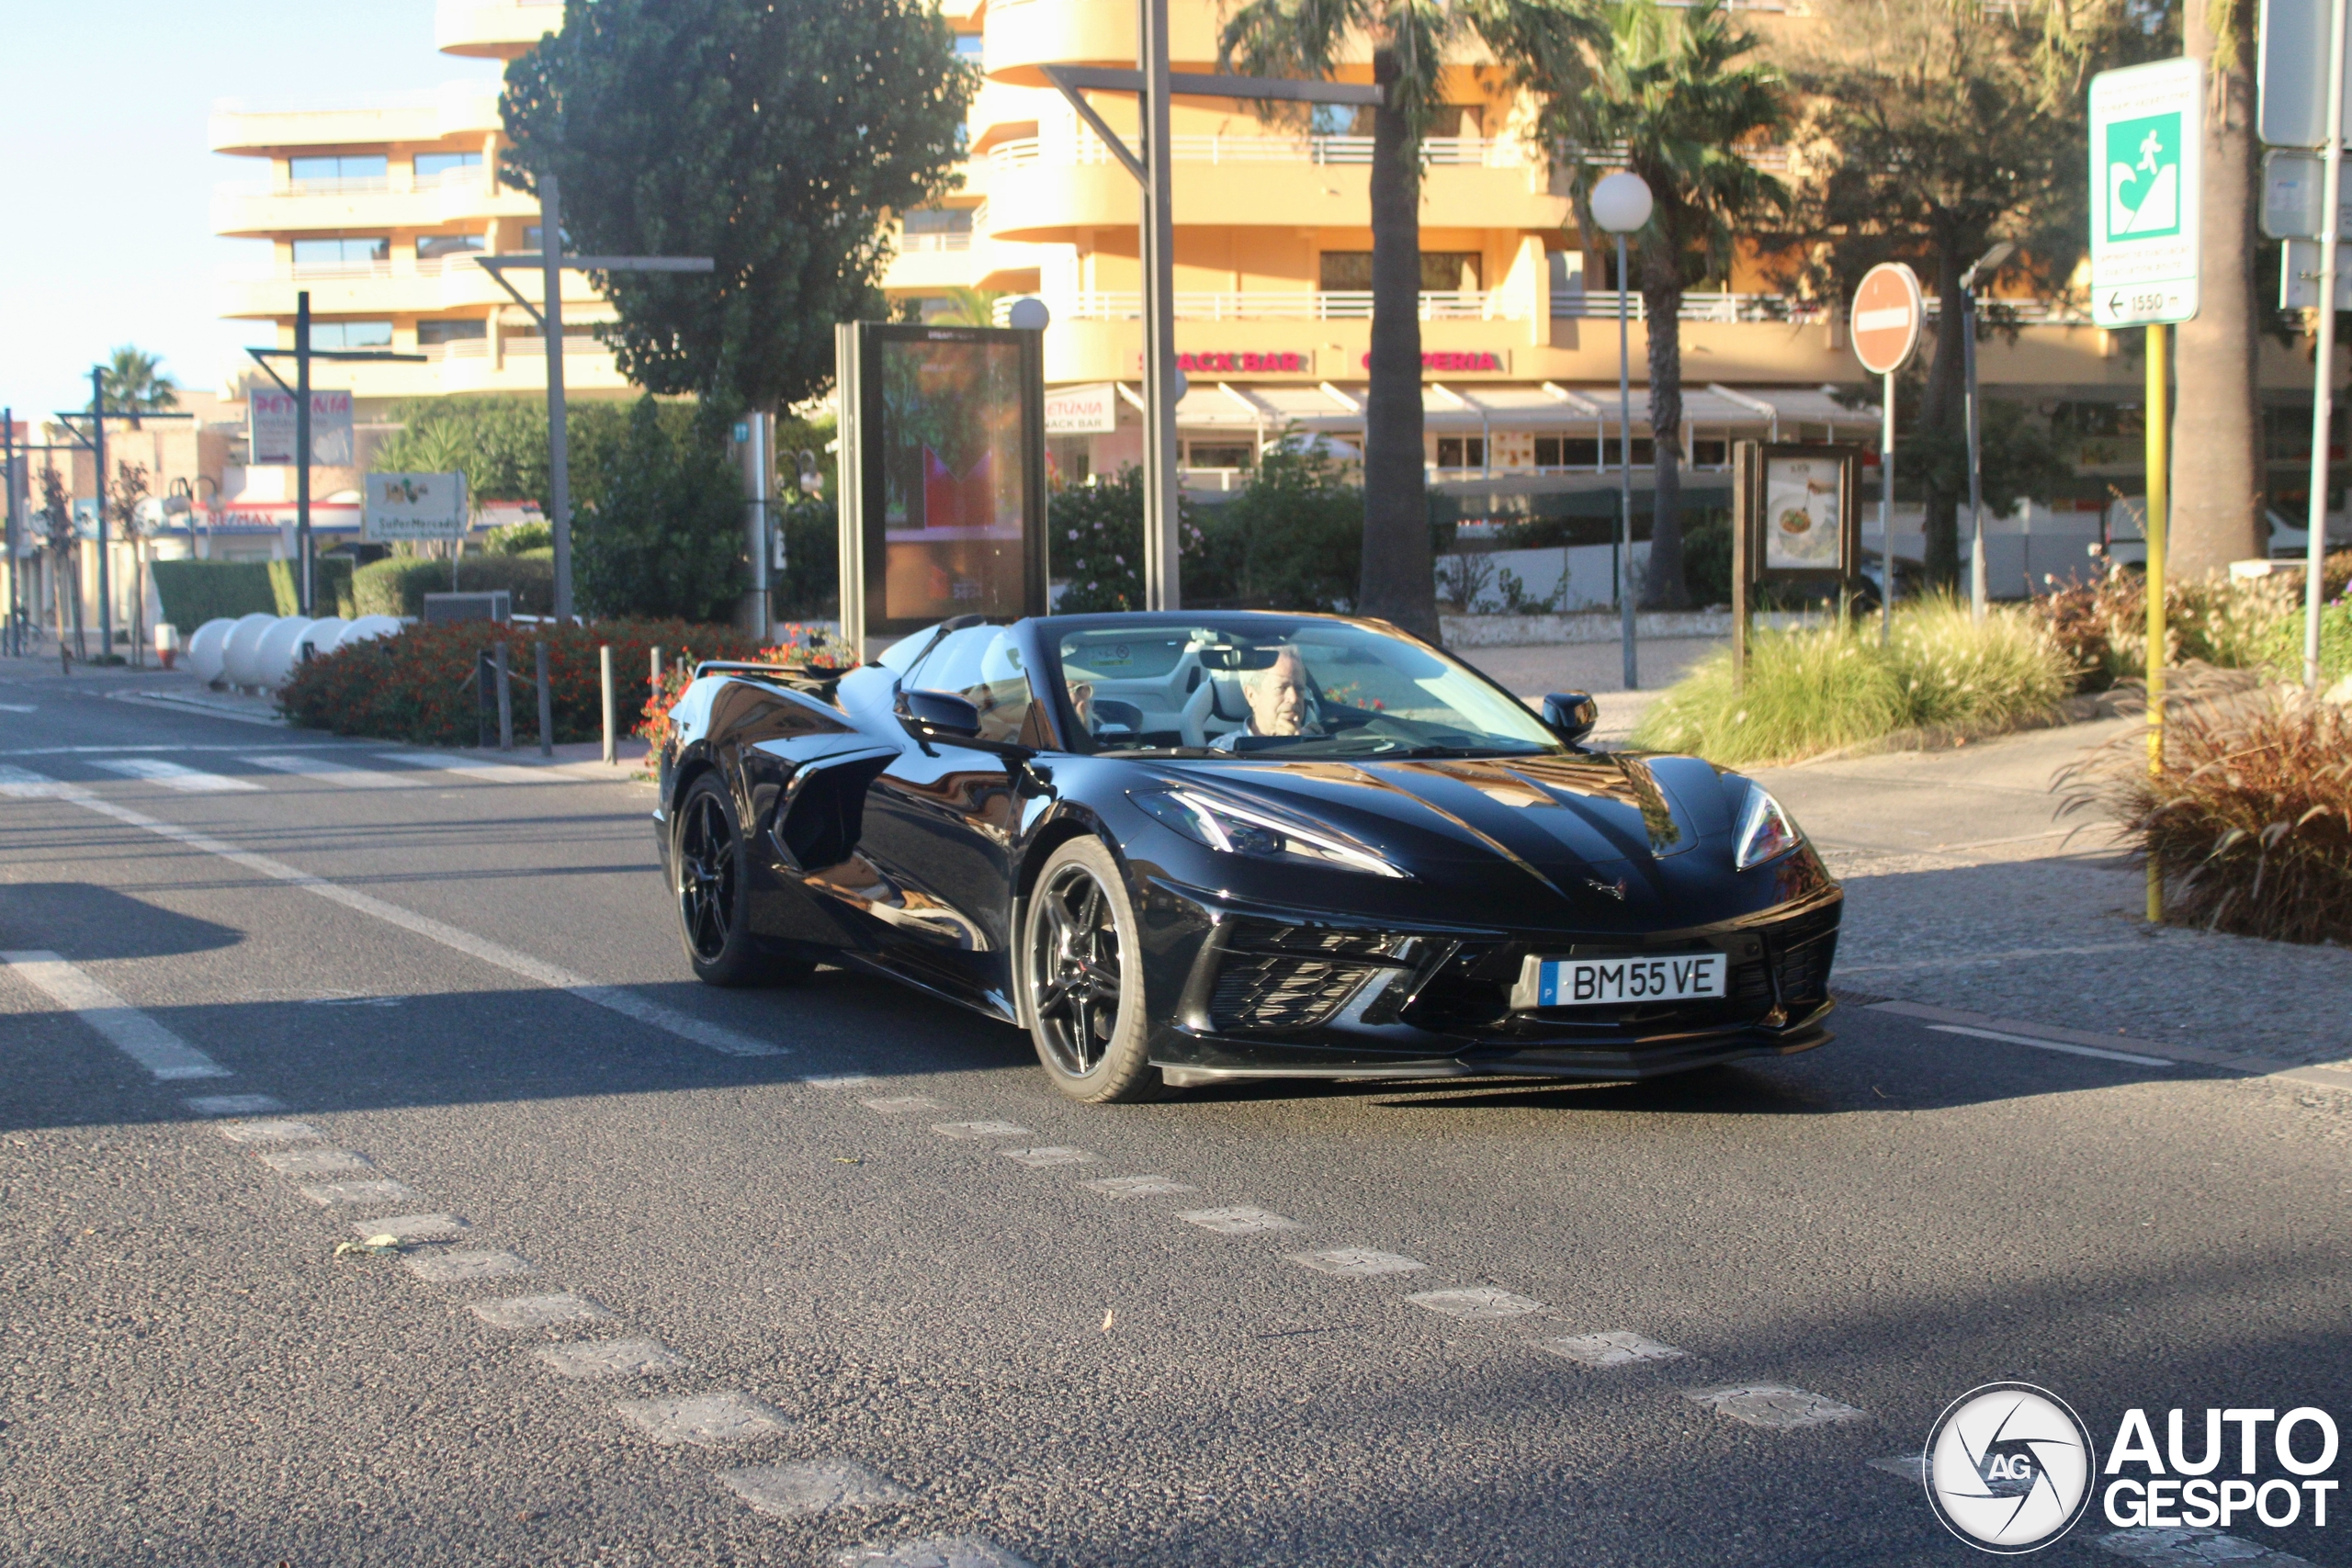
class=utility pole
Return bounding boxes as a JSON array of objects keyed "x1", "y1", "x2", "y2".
[
  {"x1": 1040, "y1": 19, "x2": 1380, "y2": 611},
  {"x1": 244, "y1": 289, "x2": 421, "y2": 615},
  {"x1": 2, "y1": 407, "x2": 17, "y2": 659},
  {"x1": 92, "y1": 370, "x2": 111, "y2": 655},
  {"x1": 475, "y1": 175, "x2": 714, "y2": 623}
]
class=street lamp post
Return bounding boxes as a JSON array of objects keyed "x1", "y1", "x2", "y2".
[
  {"x1": 1591, "y1": 170, "x2": 1654, "y2": 694},
  {"x1": 1961, "y1": 240, "x2": 2014, "y2": 621}
]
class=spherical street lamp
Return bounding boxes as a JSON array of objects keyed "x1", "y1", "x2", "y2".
[
  {"x1": 1589, "y1": 171, "x2": 1655, "y2": 235},
  {"x1": 1006, "y1": 296, "x2": 1051, "y2": 332},
  {"x1": 1590, "y1": 169, "x2": 1653, "y2": 691}
]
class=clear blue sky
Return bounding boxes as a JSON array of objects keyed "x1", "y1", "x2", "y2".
[{"x1": 0, "y1": 3, "x2": 504, "y2": 424}]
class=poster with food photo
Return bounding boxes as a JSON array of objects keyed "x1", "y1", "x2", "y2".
[{"x1": 1761, "y1": 455, "x2": 1842, "y2": 572}]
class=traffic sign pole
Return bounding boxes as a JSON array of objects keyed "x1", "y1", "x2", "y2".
[
  {"x1": 1849, "y1": 262, "x2": 1924, "y2": 645},
  {"x1": 2145, "y1": 321, "x2": 2170, "y2": 924},
  {"x1": 1881, "y1": 370, "x2": 1895, "y2": 646},
  {"x1": 2306, "y1": 0, "x2": 2349, "y2": 690}
]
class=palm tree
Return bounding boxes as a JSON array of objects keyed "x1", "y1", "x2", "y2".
[
  {"x1": 1540, "y1": 0, "x2": 1786, "y2": 608},
  {"x1": 930, "y1": 287, "x2": 1004, "y2": 327},
  {"x1": 100, "y1": 346, "x2": 179, "y2": 430},
  {"x1": 1221, "y1": 0, "x2": 1597, "y2": 637}
]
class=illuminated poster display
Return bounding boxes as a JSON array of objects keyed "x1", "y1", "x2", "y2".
[
  {"x1": 836, "y1": 322, "x2": 1047, "y2": 643},
  {"x1": 1734, "y1": 442, "x2": 1862, "y2": 585}
]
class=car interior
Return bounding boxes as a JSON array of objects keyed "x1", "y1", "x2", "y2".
[{"x1": 1056, "y1": 631, "x2": 1291, "y2": 750}]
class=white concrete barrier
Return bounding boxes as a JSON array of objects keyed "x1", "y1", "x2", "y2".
[
  {"x1": 253, "y1": 618, "x2": 318, "y2": 688},
  {"x1": 334, "y1": 615, "x2": 404, "y2": 652},
  {"x1": 293, "y1": 617, "x2": 348, "y2": 667},
  {"x1": 220, "y1": 614, "x2": 279, "y2": 688},
  {"x1": 186, "y1": 618, "x2": 236, "y2": 685}
]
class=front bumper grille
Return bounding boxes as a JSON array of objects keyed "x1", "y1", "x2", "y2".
[{"x1": 1210, "y1": 953, "x2": 1374, "y2": 1032}]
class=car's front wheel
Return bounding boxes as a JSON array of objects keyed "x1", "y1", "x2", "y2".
[
  {"x1": 1022, "y1": 839, "x2": 1165, "y2": 1103},
  {"x1": 673, "y1": 774, "x2": 803, "y2": 987}
]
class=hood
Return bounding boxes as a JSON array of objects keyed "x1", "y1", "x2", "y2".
[{"x1": 1148, "y1": 750, "x2": 1753, "y2": 923}]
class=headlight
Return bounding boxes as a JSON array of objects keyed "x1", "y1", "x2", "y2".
[
  {"x1": 1734, "y1": 784, "x2": 1804, "y2": 870},
  {"x1": 1133, "y1": 787, "x2": 1409, "y2": 880}
]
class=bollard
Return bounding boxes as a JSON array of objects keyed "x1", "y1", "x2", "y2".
[
  {"x1": 599, "y1": 644, "x2": 616, "y2": 765},
  {"x1": 494, "y1": 641, "x2": 514, "y2": 751},
  {"x1": 476, "y1": 649, "x2": 495, "y2": 749},
  {"x1": 535, "y1": 639, "x2": 554, "y2": 758}
]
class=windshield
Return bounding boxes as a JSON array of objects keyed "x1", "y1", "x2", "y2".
[{"x1": 1050, "y1": 615, "x2": 1565, "y2": 760}]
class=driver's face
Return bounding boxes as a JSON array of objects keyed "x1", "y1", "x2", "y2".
[{"x1": 1249, "y1": 648, "x2": 1311, "y2": 736}]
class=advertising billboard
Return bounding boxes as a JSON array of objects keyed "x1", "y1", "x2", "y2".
[
  {"x1": 835, "y1": 322, "x2": 1047, "y2": 644},
  {"x1": 248, "y1": 389, "x2": 355, "y2": 467},
  {"x1": 363, "y1": 472, "x2": 469, "y2": 542}
]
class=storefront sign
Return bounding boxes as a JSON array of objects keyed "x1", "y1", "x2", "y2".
[
  {"x1": 1355, "y1": 350, "x2": 1510, "y2": 374},
  {"x1": 1045, "y1": 382, "x2": 1120, "y2": 434},
  {"x1": 364, "y1": 472, "x2": 469, "y2": 541},
  {"x1": 248, "y1": 389, "x2": 355, "y2": 467},
  {"x1": 1177, "y1": 351, "x2": 1309, "y2": 374}
]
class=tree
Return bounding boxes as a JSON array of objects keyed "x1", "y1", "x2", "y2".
[
  {"x1": 39, "y1": 464, "x2": 81, "y2": 658},
  {"x1": 1773, "y1": 0, "x2": 2167, "y2": 588},
  {"x1": 108, "y1": 462, "x2": 152, "y2": 668},
  {"x1": 374, "y1": 396, "x2": 553, "y2": 502},
  {"x1": 499, "y1": 0, "x2": 975, "y2": 415},
  {"x1": 2172, "y1": 0, "x2": 2263, "y2": 574},
  {"x1": 930, "y1": 288, "x2": 1004, "y2": 328},
  {"x1": 1221, "y1": 0, "x2": 1597, "y2": 638},
  {"x1": 1537, "y1": 0, "x2": 1788, "y2": 609},
  {"x1": 99, "y1": 346, "x2": 177, "y2": 430},
  {"x1": 572, "y1": 396, "x2": 744, "y2": 621}
]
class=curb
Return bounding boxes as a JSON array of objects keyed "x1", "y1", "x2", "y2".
[{"x1": 1847, "y1": 993, "x2": 2352, "y2": 1096}]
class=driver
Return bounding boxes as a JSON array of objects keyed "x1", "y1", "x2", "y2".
[{"x1": 1238, "y1": 645, "x2": 1322, "y2": 737}]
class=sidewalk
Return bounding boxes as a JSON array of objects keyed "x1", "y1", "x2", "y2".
[
  {"x1": 1458, "y1": 637, "x2": 1718, "y2": 743},
  {"x1": 1758, "y1": 717, "x2": 2352, "y2": 1069}
]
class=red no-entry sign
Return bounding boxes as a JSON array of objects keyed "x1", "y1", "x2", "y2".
[{"x1": 1851, "y1": 263, "x2": 1925, "y2": 377}]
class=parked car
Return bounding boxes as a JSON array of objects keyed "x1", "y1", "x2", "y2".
[
  {"x1": 2096, "y1": 499, "x2": 2347, "y2": 568},
  {"x1": 655, "y1": 612, "x2": 1842, "y2": 1102}
]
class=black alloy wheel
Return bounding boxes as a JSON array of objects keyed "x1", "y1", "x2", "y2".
[
  {"x1": 1023, "y1": 839, "x2": 1163, "y2": 1102},
  {"x1": 673, "y1": 775, "x2": 777, "y2": 987}
]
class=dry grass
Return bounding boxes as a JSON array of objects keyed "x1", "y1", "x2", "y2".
[{"x1": 2061, "y1": 688, "x2": 2352, "y2": 945}]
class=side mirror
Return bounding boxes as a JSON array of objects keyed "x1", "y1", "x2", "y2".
[
  {"x1": 1542, "y1": 691, "x2": 1598, "y2": 744},
  {"x1": 899, "y1": 688, "x2": 982, "y2": 740}
]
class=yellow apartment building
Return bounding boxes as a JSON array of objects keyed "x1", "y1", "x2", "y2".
[{"x1": 208, "y1": 0, "x2": 628, "y2": 415}]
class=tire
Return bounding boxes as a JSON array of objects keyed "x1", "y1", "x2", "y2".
[
  {"x1": 673, "y1": 773, "x2": 802, "y2": 987},
  {"x1": 1021, "y1": 839, "x2": 1166, "y2": 1103}
]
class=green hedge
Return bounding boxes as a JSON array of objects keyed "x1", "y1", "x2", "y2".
[
  {"x1": 351, "y1": 552, "x2": 556, "y2": 617},
  {"x1": 149, "y1": 558, "x2": 354, "y2": 633},
  {"x1": 152, "y1": 561, "x2": 274, "y2": 635}
]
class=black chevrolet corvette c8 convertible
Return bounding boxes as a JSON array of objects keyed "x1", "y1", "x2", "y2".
[{"x1": 654, "y1": 611, "x2": 1840, "y2": 1102}]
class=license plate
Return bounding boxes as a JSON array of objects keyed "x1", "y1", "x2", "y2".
[{"x1": 1518, "y1": 952, "x2": 1727, "y2": 1009}]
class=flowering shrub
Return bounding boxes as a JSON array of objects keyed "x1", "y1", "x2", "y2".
[
  {"x1": 635, "y1": 622, "x2": 859, "y2": 750},
  {"x1": 2030, "y1": 559, "x2": 2347, "y2": 690},
  {"x1": 278, "y1": 618, "x2": 765, "y2": 747}
]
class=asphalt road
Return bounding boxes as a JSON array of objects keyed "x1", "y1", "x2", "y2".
[{"x1": 4, "y1": 665, "x2": 2349, "y2": 1568}]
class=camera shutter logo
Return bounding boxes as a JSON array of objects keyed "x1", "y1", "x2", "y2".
[{"x1": 1923, "y1": 1382, "x2": 2098, "y2": 1553}]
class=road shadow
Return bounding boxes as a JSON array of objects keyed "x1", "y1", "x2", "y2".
[{"x1": 0, "y1": 883, "x2": 246, "y2": 963}]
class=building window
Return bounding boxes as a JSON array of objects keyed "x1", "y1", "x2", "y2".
[
  {"x1": 416, "y1": 233, "x2": 486, "y2": 261},
  {"x1": 417, "y1": 319, "x2": 487, "y2": 344},
  {"x1": 953, "y1": 31, "x2": 984, "y2": 58},
  {"x1": 904, "y1": 209, "x2": 974, "y2": 235},
  {"x1": 1692, "y1": 438, "x2": 1730, "y2": 468},
  {"x1": 522, "y1": 225, "x2": 571, "y2": 252},
  {"x1": 1185, "y1": 443, "x2": 1254, "y2": 470},
  {"x1": 288, "y1": 154, "x2": 387, "y2": 186},
  {"x1": 1317, "y1": 251, "x2": 1482, "y2": 292},
  {"x1": 1433, "y1": 104, "x2": 1485, "y2": 138},
  {"x1": 1535, "y1": 435, "x2": 1601, "y2": 468},
  {"x1": 308, "y1": 321, "x2": 394, "y2": 349},
  {"x1": 291, "y1": 237, "x2": 390, "y2": 268},
  {"x1": 1436, "y1": 437, "x2": 1486, "y2": 468},
  {"x1": 414, "y1": 151, "x2": 481, "y2": 182}
]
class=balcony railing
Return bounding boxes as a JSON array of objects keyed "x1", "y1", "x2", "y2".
[
  {"x1": 240, "y1": 254, "x2": 522, "y2": 283},
  {"x1": 1006, "y1": 289, "x2": 1521, "y2": 321},
  {"x1": 989, "y1": 131, "x2": 1528, "y2": 173},
  {"x1": 1554, "y1": 289, "x2": 1829, "y2": 323},
  {"x1": 899, "y1": 230, "x2": 974, "y2": 252}
]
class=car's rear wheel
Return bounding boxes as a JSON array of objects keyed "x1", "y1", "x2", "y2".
[
  {"x1": 1023, "y1": 840, "x2": 1165, "y2": 1103},
  {"x1": 674, "y1": 774, "x2": 804, "y2": 987}
]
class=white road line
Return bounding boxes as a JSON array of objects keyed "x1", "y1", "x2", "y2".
[
  {"x1": 0, "y1": 764, "x2": 70, "y2": 797},
  {"x1": 860, "y1": 1096, "x2": 941, "y2": 1113},
  {"x1": 535, "y1": 1338, "x2": 692, "y2": 1380},
  {"x1": 1407, "y1": 1287, "x2": 1544, "y2": 1319},
  {"x1": 2, "y1": 951, "x2": 232, "y2": 1080},
  {"x1": 720, "y1": 1461, "x2": 912, "y2": 1517},
  {"x1": 357, "y1": 1213, "x2": 470, "y2": 1242},
  {"x1": 88, "y1": 758, "x2": 263, "y2": 793},
  {"x1": 1534, "y1": 1331, "x2": 1687, "y2": 1368},
  {"x1": 2094, "y1": 1528, "x2": 2319, "y2": 1566},
  {"x1": 246, "y1": 753, "x2": 422, "y2": 789},
  {"x1": 2, "y1": 778, "x2": 786, "y2": 1059},
  {"x1": 1178, "y1": 1206, "x2": 1300, "y2": 1235},
  {"x1": 836, "y1": 1538, "x2": 1035, "y2": 1567},
  {"x1": 185, "y1": 1093, "x2": 286, "y2": 1117},
  {"x1": 1927, "y1": 1023, "x2": 2175, "y2": 1067},
  {"x1": 1080, "y1": 1175, "x2": 1198, "y2": 1197},
  {"x1": 374, "y1": 750, "x2": 559, "y2": 786},
  {"x1": 2, "y1": 744, "x2": 350, "y2": 756},
  {"x1": 300, "y1": 1179, "x2": 418, "y2": 1206},
  {"x1": 469, "y1": 1293, "x2": 613, "y2": 1330},
  {"x1": 403, "y1": 1249, "x2": 535, "y2": 1284},
  {"x1": 254, "y1": 1147, "x2": 374, "y2": 1177},
  {"x1": 614, "y1": 1392, "x2": 790, "y2": 1447},
  {"x1": 1287, "y1": 1247, "x2": 1426, "y2": 1278},
  {"x1": 931, "y1": 1120, "x2": 1031, "y2": 1140},
  {"x1": 0, "y1": 703, "x2": 34, "y2": 713},
  {"x1": 217, "y1": 1119, "x2": 320, "y2": 1145},
  {"x1": 1682, "y1": 1384, "x2": 1868, "y2": 1428}
]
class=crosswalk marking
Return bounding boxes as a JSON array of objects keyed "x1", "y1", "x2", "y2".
[
  {"x1": 374, "y1": 750, "x2": 558, "y2": 785},
  {"x1": 89, "y1": 758, "x2": 263, "y2": 793},
  {"x1": 247, "y1": 753, "x2": 421, "y2": 789},
  {"x1": 0, "y1": 764, "x2": 65, "y2": 798},
  {"x1": 2, "y1": 950, "x2": 233, "y2": 1080}
]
